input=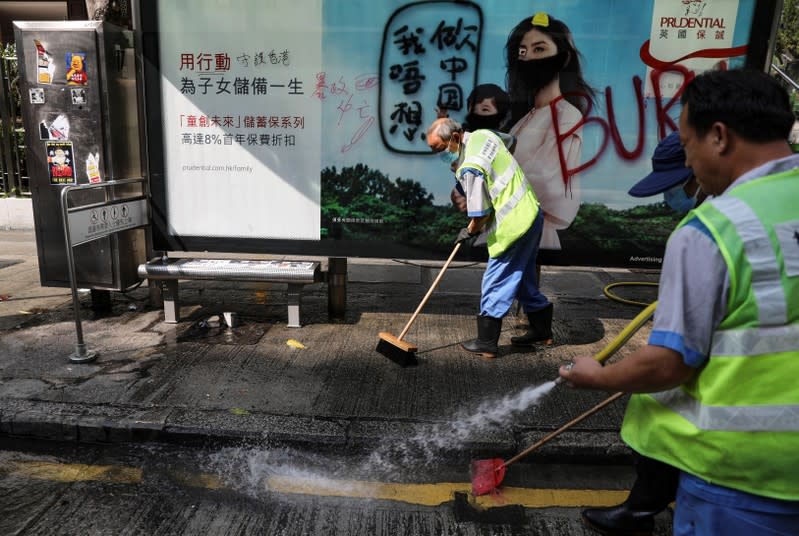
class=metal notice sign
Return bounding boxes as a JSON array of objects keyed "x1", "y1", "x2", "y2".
[
  {"x1": 60, "y1": 177, "x2": 148, "y2": 364},
  {"x1": 67, "y1": 197, "x2": 148, "y2": 246}
]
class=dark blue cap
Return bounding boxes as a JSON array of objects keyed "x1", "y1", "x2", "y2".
[{"x1": 628, "y1": 131, "x2": 692, "y2": 197}]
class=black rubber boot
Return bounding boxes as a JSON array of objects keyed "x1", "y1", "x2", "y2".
[
  {"x1": 581, "y1": 454, "x2": 676, "y2": 536},
  {"x1": 580, "y1": 502, "x2": 657, "y2": 536},
  {"x1": 510, "y1": 303, "x2": 553, "y2": 346},
  {"x1": 461, "y1": 315, "x2": 502, "y2": 358}
]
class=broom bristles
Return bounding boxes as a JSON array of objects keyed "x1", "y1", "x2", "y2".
[
  {"x1": 378, "y1": 332, "x2": 417, "y2": 352},
  {"x1": 376, "y1": 333, "x2": 417, "y2": 367}
]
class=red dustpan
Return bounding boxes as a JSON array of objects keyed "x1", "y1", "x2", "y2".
[
  {"x1": 470, "y1": 391, "x2": 625, "y2": 496},
  {"x1": 471, "y1": 458, "x2": 507, "y2": 496}
]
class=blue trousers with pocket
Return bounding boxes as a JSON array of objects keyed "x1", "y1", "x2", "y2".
[
  {"x1": 674, "y1": 472, "x2": 799, "y2": 536},
  {"x1": 480, "y1": 211, "x2": 550, "y2": 318}
]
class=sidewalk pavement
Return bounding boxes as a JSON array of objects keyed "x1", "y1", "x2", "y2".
[
  {"x1": 0, "y1": 198, "x2": 35, "y2": 231},
  {"x1": 0, "y1": 228, "x2": 661, "y2": 464}
]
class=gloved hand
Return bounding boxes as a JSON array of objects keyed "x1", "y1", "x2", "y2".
[{"x1": 454, "y1": 227, "x2": 474, "y2": 244}]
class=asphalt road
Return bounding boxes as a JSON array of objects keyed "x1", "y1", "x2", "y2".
[{"x1": 0, "y1": 438, "x2": 674, "y2": 535}]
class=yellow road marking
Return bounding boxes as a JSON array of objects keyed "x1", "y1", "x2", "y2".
[
  {"x1": 265, "y1": 475, "x2": 630, "y2": 508},
  {"x1": 10, "y1": 462, "x2": 142, "y2": 484},
  {"x1": 482, "y1": 487, "x2": 630, "y2": 508},
  {"x1": 170, "y1": 469, "x2": 225, "y2": 490},
  {"x1": 9, "y1": 461, "x2": 629, "y2": 508}
]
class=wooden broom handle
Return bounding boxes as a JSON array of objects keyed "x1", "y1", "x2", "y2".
[
  {"x1": 503, "y1": 390, "x2": 626, "y2": 468},
  {"x1": 398, "y1": 241, "x2": 463, "y2": 341}
]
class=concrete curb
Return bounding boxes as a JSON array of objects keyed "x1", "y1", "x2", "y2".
[{"x1": 0, "y1": 398, "x2": 634, "y2": 464}]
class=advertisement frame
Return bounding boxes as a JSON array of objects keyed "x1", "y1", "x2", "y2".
[{"x1": 133, "y1": 0, "x2": 782, "y2": 263}]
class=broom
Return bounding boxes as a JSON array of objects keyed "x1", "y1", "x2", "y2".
[
  {"x1": 470, "y1": 300, "x2": 657, "y2": 495},
  {"x1": 376, "y1": 241, "x2": 463, "y2": 366}
]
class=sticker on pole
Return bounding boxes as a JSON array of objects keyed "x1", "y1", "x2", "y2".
[{"x1": 46, "y1": 141, "x2": 76, "y2": 184}]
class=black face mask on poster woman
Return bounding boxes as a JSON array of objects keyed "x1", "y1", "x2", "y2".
[
  {"x1": 464, "y1": 112, "x2": 503, "y2": 131},
  {"x1": 516, "y1": 50, "x2": 568, "y2": 90}
]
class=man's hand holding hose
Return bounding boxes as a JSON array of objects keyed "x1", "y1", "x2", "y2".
[{"x1": 558, "y1": 357, "x2": 605, "y2": 389}]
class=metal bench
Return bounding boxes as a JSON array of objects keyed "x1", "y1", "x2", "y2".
[{"x1": 138, "y1": 258, "x2": 323, "y2": 327}]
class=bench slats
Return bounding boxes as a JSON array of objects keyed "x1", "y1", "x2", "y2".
[
  {"x1": 138, "y1": 259, "x2": 320, "y2": 284},
  {"x1": 137, "y1": 258, "x2": 323, "y2": 327}
]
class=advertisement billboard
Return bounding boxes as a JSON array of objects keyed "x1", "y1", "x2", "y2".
[{"x1": 136, "y1": 0, "x2": 776, "y2": 267}]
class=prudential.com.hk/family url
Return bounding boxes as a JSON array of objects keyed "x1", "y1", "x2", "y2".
[{"x1": 182, "y1": 164, "x2": 253, "y2": 174}]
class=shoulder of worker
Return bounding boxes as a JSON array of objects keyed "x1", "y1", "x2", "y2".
[
  {"x1": 493, "y1": 131, "x2": 517, "y2": 152},
  {"x1": 464, "y1": 129, "x2": 510, "y2": 152},
  {"x1": 666, "y1": 212, "x2": 717, "y2": 254}
]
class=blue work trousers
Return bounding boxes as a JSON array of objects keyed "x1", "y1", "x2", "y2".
[
  {"x1": 674, "y1": 473, "x2": 799, "y2": 536},
  {"x1": 480, "y1": 211, "x2": 550, "y2": 318}
]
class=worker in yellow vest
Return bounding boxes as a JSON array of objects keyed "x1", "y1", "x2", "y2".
[
  {"x1": 560, "y1": 69, "x2": 799, "y2": 534},
  {"x1": 427, "y1": 117, "x2": 552, "y2": 358}
]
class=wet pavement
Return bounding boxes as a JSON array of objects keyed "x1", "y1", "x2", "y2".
[
  {"x1": 0, "y1": 229, "x2": 661, "y2": 465},
  {"x1": 0, "y1": 437, "x2": 674, "y2": 535}
]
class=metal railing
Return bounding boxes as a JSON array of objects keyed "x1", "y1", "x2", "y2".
[
  {"x1": 60, "y1": 177, "x2": 149, "y2": 363},
  {"x1": 0, "y1": 54, "x2": 29, "y2": 197},
  {"x1": 772, "y1": 62, "x2": 799, "y2": 92}
]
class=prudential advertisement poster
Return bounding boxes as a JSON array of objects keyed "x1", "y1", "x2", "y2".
[{"x1": 144, "y1": 0, "x2": 759, "y2": 267}]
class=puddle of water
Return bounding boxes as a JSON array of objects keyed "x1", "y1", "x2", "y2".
[{"x1": 204, "y1": 380, "x2": 559, "y2": 498}]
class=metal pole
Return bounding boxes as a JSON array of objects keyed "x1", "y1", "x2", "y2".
[
  {"x1": 58, "y1": 177, "x2": 145, "y2": 363},
  {"x1": 327, "y1": 257, "x2": 347, "y2": 321},
  {"x1": 60, "y1": 184, "x2": 96, "y2": 363},
  {"x1": 6, "y1": 55, "x2": 28, "y2": 195},
  {"x1": 0, "y1": 56, "x2": 17, "y2": 196}
]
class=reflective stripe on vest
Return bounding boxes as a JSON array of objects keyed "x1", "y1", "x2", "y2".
[
  {"x1": 711, "y1": 197, "x2": 787, "y2": 326},
  {"x1": 712, "y1": 324, "x2": 799, "y2": 356},
  {"x1": 649, "y1": 389, "x2": 799, "y2": 431},
  {"x1": 488, "y1": 160, "x2": 520, "y2": 199},
  {"x1": 494, "y1": 181, "x2": 528, "y2": 227},
  {"x1": 462, "y1": 136, "x2": 519, "y2": 199},
  {"x1": 460, "y1": 155, "x2": 521, "y2": 198},
  {"x1": 462, "y1": 155, "x2": 492, "y2": 175}
]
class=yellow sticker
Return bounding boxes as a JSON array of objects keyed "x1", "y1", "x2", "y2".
[
  {"x1": 532, "y1": 12, "x2": 550, "y2": 27},
  {"x1": 286, "y1": 339, "x2": 306, "y2": 349},
  {"x1": 229, "y1": 408, "x2": 250, "y2": 416}
]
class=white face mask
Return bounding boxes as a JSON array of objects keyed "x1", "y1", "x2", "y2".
[
  {"x1": 439, "y1": 148, "x2": 459, "y2": 165},
  {"x1": 663, "y1": 180, "x2": 701, "y2": 214},
  {"x1": 438, "y1": 139, "x2": 460, "y2": 166}
]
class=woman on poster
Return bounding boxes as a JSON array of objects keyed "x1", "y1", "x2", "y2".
[{"x1": 505, "y1": 12, "x2": 595, "y2": 250}]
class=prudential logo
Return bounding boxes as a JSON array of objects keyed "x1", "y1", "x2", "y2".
[{"x1": 682, "y1": 0, "x2": 708, "y2": 17}]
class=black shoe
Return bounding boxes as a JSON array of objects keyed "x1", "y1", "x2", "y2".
[
  {"x1": 461, "y1": 315, "x2": 501, "y2": 358},
  {"x1": 510, "y1": 303, "x2": 553, "y2": 346},
  {"x1": 581, "y1": 503, "x2": 657, "y2": 536}
]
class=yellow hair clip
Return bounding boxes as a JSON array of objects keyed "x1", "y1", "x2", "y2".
[{"x1": 532, "y1": 12, "x2": 550, "y2": 27}]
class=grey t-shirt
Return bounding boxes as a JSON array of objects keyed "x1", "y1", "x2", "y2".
[{"x1": 651, "y1": 153, "x2": 799, "y2": 367}]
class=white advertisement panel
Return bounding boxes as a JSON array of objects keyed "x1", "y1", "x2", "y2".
[
  {"x1": 644, "y1": 0, "x2": 741, "y2": 98},
  {"x1": 157, "y1": 0, "x2": 322, "y2": 239}
]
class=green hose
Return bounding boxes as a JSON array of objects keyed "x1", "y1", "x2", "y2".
[
  {"x1": 603, "y1": 281, "x2": 659, "y2": 307},
  {"x1": 593, "y1": 300, "x2": 657, "y2": 364},
  {"x1": 594, "y1": 276, "x2": 660, "y2": 363}
]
